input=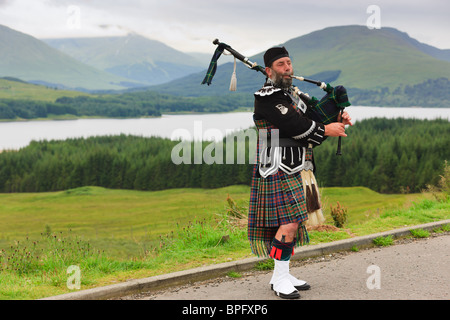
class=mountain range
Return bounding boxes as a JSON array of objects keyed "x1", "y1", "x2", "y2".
[
  {"x1": 43, "y1": 34, "x2": 206, "y2": 87},
  {"x1": 0, "y1": 25, "x2": 137, "y2": 91},
  {"x1": 0, "y1": 24, "x2": 206, "y2": 91},
  {"x1": 147, "y1": 26, "x2": 450, "y2": 98},
  {"x1": 0, "y1": 24, "x2": 449, "y2": 107}
]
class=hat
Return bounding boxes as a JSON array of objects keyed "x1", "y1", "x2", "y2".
[{"x1": 264, "y1": 46, "x2": 290, "y2": 67}]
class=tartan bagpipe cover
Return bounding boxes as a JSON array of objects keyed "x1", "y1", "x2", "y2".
[
  {"x1": 201, "y1": 43, "x2": 227, "y2": 86},
  {"x1": 306, "y1": 84, "x2": 351, "y2": 124}
]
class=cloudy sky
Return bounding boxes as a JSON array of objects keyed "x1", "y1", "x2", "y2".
[{"x1": 0, "y1": 0, "x2": 449, "y2": 55}]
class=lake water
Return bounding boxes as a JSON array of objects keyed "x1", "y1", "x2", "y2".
[{"x1": 0, "y1": 106, "x2": 449, "y2": 150}]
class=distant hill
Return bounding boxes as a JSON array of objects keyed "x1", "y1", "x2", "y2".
[
  {"x1": 281, "y1": 25, "x2": 450, "y2": 89},
  {"x1": 0, "y1": 77, "x2": 90, "y2": 101},
  {"x1": 144, "y1": 25, "x2": 450, "y2": 107},
  {"x1": 0, "y1": 25, "x2": 142, "y2": 91},
  {"x1": 1, "y1": 24, "x2": 449, "y2": 109},
  {"x1": 43, "y1": 34, "x2": 206, "y2": 86}
]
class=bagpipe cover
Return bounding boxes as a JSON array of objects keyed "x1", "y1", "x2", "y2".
[{"x1": 306, "y1": 85, "x2": 351, "y2": 124}]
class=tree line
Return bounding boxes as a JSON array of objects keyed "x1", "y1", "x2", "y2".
[
  {"x1": 0, "y1": 91, "x2": 252, "y2": 120},
  {"x1": 314, "y1": 118, "x2": 449, "y2": 193},
  {"x1": 348, "y1": 78, "x2": 450, "y2": 108},
  {"x1": 0, "y1": 118, "x2": 448, "y2": 194},
  {"x1": 1, "y1": 77, "x2": 448, "y2": 121}
]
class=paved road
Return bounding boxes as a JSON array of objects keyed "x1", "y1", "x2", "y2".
[{"x1": 138, "y1": 234, "x2": 449, "y2": 300}]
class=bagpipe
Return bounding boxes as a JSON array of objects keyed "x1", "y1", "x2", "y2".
[{"x1": 201, "y1": 39, "x2": 351, "y2": 155}]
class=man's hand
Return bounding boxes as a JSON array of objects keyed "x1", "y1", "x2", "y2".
[
  {"x1": 338, "y1": 111, "x2": 353, "y2": 126},
  {"x1": 324, "y1": 123, "x2": 347, "y2": 137},
  {"x1": 324, "y1": 111, "x2": 353, "y2": 137}
]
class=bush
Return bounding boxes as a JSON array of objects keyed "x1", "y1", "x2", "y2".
[
  {"x1": 424, "y1": 160, "x2": 450, "y2": 202},
  {"x1": 330, "y1": 201, "x2": 348, "y2": 228}
]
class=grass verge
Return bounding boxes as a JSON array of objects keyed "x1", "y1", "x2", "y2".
[{"x1": 0, "y1": 185, "x2": 448, "y2": 300}]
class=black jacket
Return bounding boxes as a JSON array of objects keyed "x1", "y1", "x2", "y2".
[{"x1": 254, "y1": 82, "x2": 326, "y2": 147}]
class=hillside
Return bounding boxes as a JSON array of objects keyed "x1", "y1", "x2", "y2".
[
  {"x1": 145, "y1": 25, "x2": 450, "y2": 107},
  {"x1": 43, "y1": 34, "x2": 206, "y2": 86},
  {"x1": 0, "y1": 77, "x2": 90, "y2": 102},
  {"x1": 281, "y1": 26, "x2": 450, "y2": 89},
  {"x1": 0, "y1": 25, "x2": 141, "y2": 91},
  {"x1": 1, "y1": 24, "x2": 449, "y2": 108}
]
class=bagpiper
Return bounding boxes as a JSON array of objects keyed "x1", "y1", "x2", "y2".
[{"x1": 248, "y1": 46, "x2": 353, "y2": 299}]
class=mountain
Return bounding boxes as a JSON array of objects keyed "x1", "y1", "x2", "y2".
[
  {"x1": 280, "y1": 25, "x2": 450, "y2": 89},
  {"x1": 0, "y1": 25, "x2": 144, "y2": 91},
  {"x1": 43, "y1": 34, "x2": 206, "y2": 86},
  {"x1": 144, "y1": 25, "x2": 450, "y2": 107}
]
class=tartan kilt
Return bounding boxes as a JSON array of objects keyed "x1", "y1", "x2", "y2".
[{"x1": 248, "y1": 164, "x2": 309, "y2": 257}]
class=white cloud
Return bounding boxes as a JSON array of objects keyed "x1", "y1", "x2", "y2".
[{"x1": 0, "y1": 0, "x2": 449, "y2": 54}]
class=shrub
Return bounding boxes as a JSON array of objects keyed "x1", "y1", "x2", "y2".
[
  {"x1": 424, "y1": 160, "x2": 450, "y2": 202},
  {"x1": 330, "y1": 201, "x2": 348, "y2": 228}
]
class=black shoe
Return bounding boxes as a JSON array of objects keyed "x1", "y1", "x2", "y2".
[
  {"x1": 295, "y1": 283, "x2": 311, "y2": 291},
  {"x1": 274, "y1": 289, "x2": 300, "y2": 299}
]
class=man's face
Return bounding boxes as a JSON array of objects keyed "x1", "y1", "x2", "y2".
[{"x1": 266, "y1": 57, "x2": 293, "y2": 89}]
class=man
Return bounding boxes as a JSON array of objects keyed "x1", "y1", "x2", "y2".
[{"x1": 248, "y1": 46, "x2": 352, "y2": 299}]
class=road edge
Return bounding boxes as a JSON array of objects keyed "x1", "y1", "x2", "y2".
[{"x1": 39, "y1": 219, "x2": 450, "y2": 300}]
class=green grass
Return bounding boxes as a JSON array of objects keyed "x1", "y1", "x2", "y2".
[
  {"x1": 373, "y1": 235, "x2": 394, "y2": 247},
  {"x1": 0, "y1": 204, "x2": 249, "y2": 299},
  {"x1": 435, "y1": 224, "x2": 450, "y2": 233},
  {"x1": 0, "y1": 78, "x2": 91, "y2": 102},
  {"x1": 0, "y1": 185, "x2": 448, "y2": 300},
  {"x1": 410, "y1": 228, "x2": 430, "y2": 238},
  {"x1": 320, "y1": 187, "x2": 423, "y2": 224},
  {"x1": 0, "y1": 185, "x2": 251, "y2": 258},
  {"x1": 0, "y1": 185, "x2": 427, "y2": 256}
]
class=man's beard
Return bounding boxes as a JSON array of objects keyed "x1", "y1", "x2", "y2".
[{"x1": 270, "y1": 70, "x2": 293, "y2": 89}]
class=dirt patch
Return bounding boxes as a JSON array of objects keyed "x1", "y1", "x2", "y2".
[
  {"x1": 307, "y1": 224, "x2": 341, "y2": 232},
  {"x1": 307, "y1": 224, "x2": 356, "y2": 237}
]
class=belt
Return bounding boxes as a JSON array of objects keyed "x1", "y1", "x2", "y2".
[{"x1": 265, "y1": 138, "x2": 307, "y2": 148}]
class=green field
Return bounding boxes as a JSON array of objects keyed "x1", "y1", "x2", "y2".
[
  {"x1": 0, "y1": 184, "x2": 448, "y2": 300},
  {"x1": 0, "y1": 185, "x2": 435, "y2": 257},
  {"x1": 0, "y1": 185, "x2": 251, "y2": 257}
]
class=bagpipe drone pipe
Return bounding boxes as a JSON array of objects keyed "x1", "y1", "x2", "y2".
[{"x1": 201, "y1": 39, "x2": 351, "y2": 155}]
